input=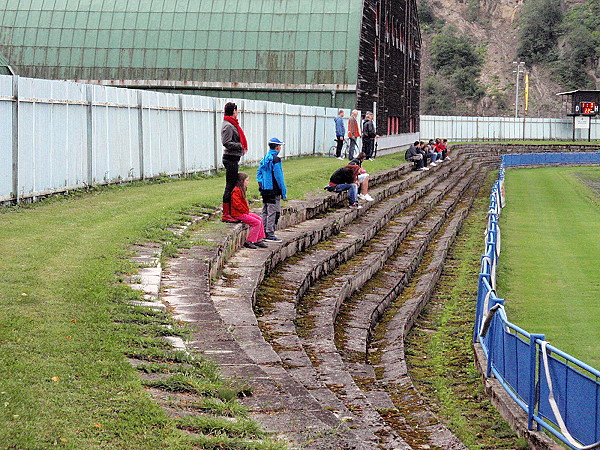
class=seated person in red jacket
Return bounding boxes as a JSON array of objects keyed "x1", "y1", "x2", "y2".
[{"x1": 230, "y1": 172, "x2": 268, "y2": 249}]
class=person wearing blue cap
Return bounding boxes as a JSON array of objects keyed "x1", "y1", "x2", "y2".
[{"x1": 257, "y1": 137, "x2": 287, "y2": 242}]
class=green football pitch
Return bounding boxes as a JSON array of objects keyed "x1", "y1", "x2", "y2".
[{"x1": 497, "y1": 166, "x2": 600, "y2": 369}]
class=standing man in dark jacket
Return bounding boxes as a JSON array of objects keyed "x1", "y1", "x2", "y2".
[
  {"x1": 221, "y1": 102, "x2": 248, "y2": 222},
  {"x1": 334, "y1": 110, "x2": 346, "y2": 160},
  {"x1": 361, "y1": 112, "x2": 378, "y2": 160}
]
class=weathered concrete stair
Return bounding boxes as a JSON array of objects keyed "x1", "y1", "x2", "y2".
[
  {"x1": 257, "y1": 161, "x2": 484, "y2": 448},
  {"x1": 161, "y1": 152, "x2": 497, "y2": 448}
]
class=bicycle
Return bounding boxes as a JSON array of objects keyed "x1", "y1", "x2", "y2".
[{"x1": 329, "y1": 138, "x2": 350, "y2": 159}]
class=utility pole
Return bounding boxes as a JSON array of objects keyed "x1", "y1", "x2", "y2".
[{"x1": 513, "y1": 61, "x2": 526, "y2": 119}]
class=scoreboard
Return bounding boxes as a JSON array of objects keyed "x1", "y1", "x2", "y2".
[{"x1": 579, "y1": 102, "x2": 598, "y2": 116}]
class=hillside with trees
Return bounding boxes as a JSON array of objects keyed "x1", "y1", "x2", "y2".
[{"x1": 418, "y1": 0, "x2": 599, "y2": 117}]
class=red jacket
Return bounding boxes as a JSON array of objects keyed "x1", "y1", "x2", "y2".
[
  {"x1": 348, "y1": 116, "x2": 361, "y2": 139},
  {"x1": 230, "y1": 186, "x2": 250, "y2": 217}
]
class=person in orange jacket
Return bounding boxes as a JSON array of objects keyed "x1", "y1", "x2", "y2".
[
  {"x1": 347, "y1": 109, "x2": 361, "y2": 161},
  {"x1": 230, "y1": 172, "x2": 268, "y2": 249}
]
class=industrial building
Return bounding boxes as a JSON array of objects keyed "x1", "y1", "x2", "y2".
[{"x1": 0, "y1": 0, "x2": 421, "y2": 135}]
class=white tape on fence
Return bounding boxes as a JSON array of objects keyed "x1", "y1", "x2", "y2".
[{"x1": 540, "y1": 341, "x2": 600, "y2": 450}]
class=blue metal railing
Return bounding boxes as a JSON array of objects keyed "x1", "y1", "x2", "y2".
[{"x1": 474, "y1": 154, "x2": 600, "y2": 449}]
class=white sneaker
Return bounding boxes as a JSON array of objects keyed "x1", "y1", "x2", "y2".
[
  {"x1": 421, "y1": 167, "x2": 430, "y2": 171},
  {"x1": 349, "y1": 203, "x2": 362, "y2": 209},
  {"x1": 364, "y1": 194, "x2": 374, "y2": 201},
  {"x1": 358, "y1": 194, "x2": 366, "y2": 200},
  {"x1": 337, "y1": 156, "x2": 344, "y2": 160},
  {"x1": 430, "y1": 162, "x2": 437, "y2": 166},
  {"x1": 445, "y1": 157, "x2": 451, "y2": 161}
]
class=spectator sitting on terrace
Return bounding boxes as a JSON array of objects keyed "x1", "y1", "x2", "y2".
[
  {"x1": 434, "y1": 138, "x2": 444, "y2": 161},
  {"x1": 349, "y1": 152, "x2": 374, "y2": 201},
  {"x1": 405, "y1": 141, "x2": 428, "y2": 171},
  {"x1": 423, "y1": 142, "x2": 439, "y2": 167},
  {"x1": 325, "y1": 164, "x2": 363, "y2": 209},
  {"x1": 441, "y1": 139, "x2": 450, "y2": 161},
  {"x1": 230, "y1": 172, "x2": 268, "y2": 249}
]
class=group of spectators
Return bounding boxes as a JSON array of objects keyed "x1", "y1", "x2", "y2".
[
  {"x1": 219, "y1": 102, "x2": 450, "y2": 248},
  {"x1": 334, "y1": 109, "x2": 379, "y2": 161},
  {"x1": 405, "y1": 139, "x2": 450, "y2": 171},
  {"x1": 220, "y1": 102, "x2": 286, "y2": 249}
]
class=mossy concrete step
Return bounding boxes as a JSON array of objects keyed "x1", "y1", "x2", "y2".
[
  {"x1": 364, "y1": 171, "x2": 489, "y2": 449},
  {"x1": 208, "y1": 160, "x2": 470, "y2": 445},
  {"x1": 253, "y1": 163, "x2": 480, "y2": 447},
  {"x1": 159, "y1": 154, "x2": 475, "y2": 447},
  {"x1": 336, "y1": 166, "x2": 479, "y2": 358},
  {"x1": 160, "y1": 246, "x2": 367, "y2": 448},
  {"x1": 285, "y1": 167, "x2": 479, "y2": 448},
  {"x1": 208, "y1": 163, "x2": 414, "y2": 279}
]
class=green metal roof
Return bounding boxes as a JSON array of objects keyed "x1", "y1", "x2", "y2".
[{"x1": 0, "y1": 0, "x2": 363, "y2": 88}]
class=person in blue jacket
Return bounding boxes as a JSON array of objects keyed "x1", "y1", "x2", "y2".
[
  {"x1": 257, "y1": 137, "x2": 287, "y2": 242},
  {"x1": 334, "y1": 110, "x2": 346, "y2": 159}
]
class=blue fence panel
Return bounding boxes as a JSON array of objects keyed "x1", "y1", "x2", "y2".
[
  {"x1": 500, "y1": 331, "x2": 531, "y2": 404},
  {"x1": 503, "y1": 152, "x2": 600, "y2": 167},
  {"x1": 539, "y1": 353, "x2": 600, "y2": 446},
  {"x1": 476, "y1": 157, "x2": 600, "y2": 449}
]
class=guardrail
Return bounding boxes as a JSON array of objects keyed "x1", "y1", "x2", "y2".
[{"x1": 474, "y1": 155, "x2": 600, "y2": 449}]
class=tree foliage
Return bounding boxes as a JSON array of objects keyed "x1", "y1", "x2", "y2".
[
  {"x1": 517, "y1": 0, "x2": 563, "y2": 64},
  {"x1": 429, "y1": 27, "x2": 485, "y2": 101},
  {"x1": 555, "y1": 0, "x2": 600, "y2": 89},
  {"x1": 418, "y1": 0, "x2": 445, "y2": 33}
]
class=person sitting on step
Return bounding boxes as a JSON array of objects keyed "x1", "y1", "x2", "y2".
[
  {"x1": 348, "y1": 152, "x2": 374, "y2": 201},
  {"x1": 405, "y1": 141, "x2": 428, "y2": 171},
  {"x1": 230, "y1": 172, "x2": 268, "y2": 249},
  {"x1": 325, "y1": 164, "x2": 363, "y2": 209}
]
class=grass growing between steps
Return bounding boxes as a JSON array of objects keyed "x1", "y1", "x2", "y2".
[
  {"x1": 406, "y1": 172, "x2": 529, "y2": 449},
  {"x1": 0, "y1": 153, "x2": 405, "y2": 448},
  {"x1": 497, "y1": 166, "x2": 600, "y2": 368}
]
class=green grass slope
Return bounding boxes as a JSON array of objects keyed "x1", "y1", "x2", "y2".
[
  {"x1": 0, "y1": 154, "x2": 405, "y2": 448},
  {"x1": 498, "y1": 166, "x2": 600, "y2": 368}
]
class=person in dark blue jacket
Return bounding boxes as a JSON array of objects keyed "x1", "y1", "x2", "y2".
[
  {"x1": 257, "y1": 137, "x2": 287, "y2": 242},
  {"x1": 334, "y1": 110, "x2": 346, "y2": 160}
]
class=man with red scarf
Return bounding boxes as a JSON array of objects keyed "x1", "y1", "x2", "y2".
[{"x1": 221, "y1": 102, "x2": 249, "y2": 222}]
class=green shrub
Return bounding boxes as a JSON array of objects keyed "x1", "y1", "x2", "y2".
[
  {"x1": 428, "y1": 27, "x2": 485, "y2": 104},
  {"x1": 517, "y1": 0, "x2": 562, "y2": 63}
]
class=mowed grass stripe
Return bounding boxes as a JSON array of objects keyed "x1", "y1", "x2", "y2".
[
  {"x1": 498, "y1": 166, "x2": 600, "y2": 369},
  {"x1": 0, "y1": 153, "x2": 406, "y2": 448}
]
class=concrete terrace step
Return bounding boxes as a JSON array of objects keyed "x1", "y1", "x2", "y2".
[
  {"x1": 365, "y1": 167, "x2": 491, "y2": 449},
  {"x1": 161, "y1": 247, "x2": 367, "y2": 448},
  {"x1": 209, "y1": 160, "x2": 471, "y2": 446},
  {"x1": 265, "y1": 164, "x2": 481, "y2": 448},
  {"x1": 160, "y1": 154, "x2": 500, "y2": 447},
  {"x1": 251, "y1": 160, "x2": 480, "y2": 446}
]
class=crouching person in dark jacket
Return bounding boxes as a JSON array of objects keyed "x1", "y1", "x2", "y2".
[
  {"x1": 326, "y1": 164, "x2": 362, "y2": 209},
  {"x1": 257, "y1": 137, "x2": 287, "y2": 242}
]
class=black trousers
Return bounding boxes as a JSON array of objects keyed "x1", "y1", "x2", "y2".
[
  {"x1": 335, "y1": 136, "x2": 344, "y2": 157},
  {"x1": 222, "y1": 154, "x2": 241, "y2": 203},
  {"x1": 363, "y1": 139, "x2": 374, "y2": 158}
]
